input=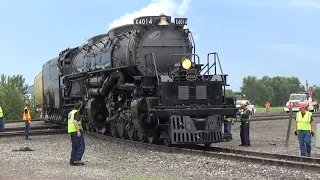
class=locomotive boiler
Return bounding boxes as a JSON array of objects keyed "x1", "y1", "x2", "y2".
[{"x1": 35, "y1": 14, "x2": 238, "y2": 146}]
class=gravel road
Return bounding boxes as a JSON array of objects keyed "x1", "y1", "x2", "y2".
[
  {"x1": 1, "y1": 133, "x2": 320, "y2": 180},
  {"x1": 212, "y1": 117, "x2": 320, "y2": 158}
]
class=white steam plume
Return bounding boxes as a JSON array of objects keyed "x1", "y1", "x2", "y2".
[{"x1": 107, "y1": 0, "x2": 192, "y2": 30}]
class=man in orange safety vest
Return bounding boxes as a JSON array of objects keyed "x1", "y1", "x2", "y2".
[
  {"x1": 265, "y1": 102, "x2": 270, "y2": 114},
  {"x1": 23, "y1": 103, "x2": 32, "y2": 140}
]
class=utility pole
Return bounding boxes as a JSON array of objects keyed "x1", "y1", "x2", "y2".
[
  {"x1": 306, "y1": 80, "x2": 309, "y2": 90},
  {"x1": 285, "y1": 104, "x2": 293, "y2": 146}
]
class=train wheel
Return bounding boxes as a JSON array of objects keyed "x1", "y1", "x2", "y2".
[
  {"x1": 127, "y1": 126, "x2": 137, "y2": 141},
  {"x1": 109, "y1": 120, "x2": 119, "y2": 137},
  {"x1": 116, "y1": 116, "x2": 128, "y2": 139},
  {"x1": 137, "y1": 131, "x2": 147, "y2": 143},
  {"x1": 163, "y1": 139, "x2": 171, "y2": 147},
  {"x1": 146, "y1": 132, "x2": 157, "y2": 144},
  {"x1": 103, "y1": 124, "x2": 110, "y2": 135},
  {"x1": 89, "y1": 123, "x2": 95, "y2": 132},
  {"x1": 95, "y1": 128, "x2": 100, "y2": 134},
  {"x1": 84, "y1": 123, "x2": 89, "y2": 131}
]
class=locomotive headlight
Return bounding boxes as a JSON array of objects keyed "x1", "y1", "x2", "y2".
[{"x1": 182, "y1": 59, "x2": 192, "y2": 69}]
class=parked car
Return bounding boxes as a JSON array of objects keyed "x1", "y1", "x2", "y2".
[{"x1": 236, "y1": 100, "x2": 256, "y2": 115}]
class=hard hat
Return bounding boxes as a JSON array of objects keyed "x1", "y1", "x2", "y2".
[
  {"x1": 298, "y1": 103, "x2": 307, "y2": 109},
  {"x1": 240, "y1": 101, "x2": 247, "y2": 107}
]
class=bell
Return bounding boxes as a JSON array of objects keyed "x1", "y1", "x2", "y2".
[{"x1": 158, "y1": 15, "x2": 169, "y2": 26}]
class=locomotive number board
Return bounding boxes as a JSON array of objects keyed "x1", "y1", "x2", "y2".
[
  {"x1": 174, "y1": 18, "x2": 187, "y2": 25},
  {"x1": 134, "y1": 17, "x2": 154, "y2": 25}
]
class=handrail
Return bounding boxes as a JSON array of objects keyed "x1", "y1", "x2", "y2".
[
  {"x1": 205, "y1": 52, "x2": 227, "y2": 103},
  {"x1": 144, "y1": 53, "x2": 161, "y2": 102}
]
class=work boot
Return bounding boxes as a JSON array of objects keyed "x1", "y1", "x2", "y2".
[
  {"x1": 25, "y1": 137, "x2": 31, "y2": 140},
  {"x1": 70, "y1": 160, "x2": 81, "y2": 166},
  {"x1": 74, "y1": 160, "x2": 85, "y2": 165}
]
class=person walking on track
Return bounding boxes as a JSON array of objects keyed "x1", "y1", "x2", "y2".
[
  {"x1": 68, "y1": 102, "x2": 86, "y2": 166},
  {"x1": 0, "y1": 106, "x2": 4, "y2": 132},
  {"x1": 294, "y1": 102, "x2": 315, "y2": 157},
  {"x1": 239, "y1": 101, "x2": 251, "y2": 147},
  {"x1": 23, "y1": 104, "x2": 32, "y2": 140}
]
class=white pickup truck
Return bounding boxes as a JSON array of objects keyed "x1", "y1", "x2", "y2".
[
  {"x1": 284, "y1": 92, "x2": 319, "y2": 113},
  {"x1": 236, "y1": 100, "x2": 256, "y2": 115}
]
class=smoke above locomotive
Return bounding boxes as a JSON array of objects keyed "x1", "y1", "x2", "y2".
[{"x1": 37, "y1": 13, "x2": 238, "y2": 146}]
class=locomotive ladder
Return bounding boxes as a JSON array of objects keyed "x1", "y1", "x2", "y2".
[{"x1": 143, "y1": 53, "x2": 162, "y2": 101}]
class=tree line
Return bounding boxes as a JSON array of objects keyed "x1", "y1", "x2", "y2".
[
  {"x1": 0, "y1": 74, "x2": 37, "y2": 120},
  {"x1": 225, "y1": 76, "x2": 320, "y2": 107}
]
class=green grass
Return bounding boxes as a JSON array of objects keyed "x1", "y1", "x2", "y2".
[{"x1": 255, "y1": 106, "x2": 284, "y2": 113}]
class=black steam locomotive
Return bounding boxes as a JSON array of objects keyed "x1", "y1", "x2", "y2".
[{"x1": 35, "y1": 14, "x2": 238, "y2": 146}]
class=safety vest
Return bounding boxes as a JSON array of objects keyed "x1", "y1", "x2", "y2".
[
  {"x1": 68, "y1": 109, "x2": 82, "y2": 133},
  {"x1": 23, "y1": 106, "x2": 31, "y2": 121},
  {"x1": 240, "y1": 109, "x2": 250, "y2": 123},
  {"x1": 225, "y1": 116, "x2": 232, "y2": 122},
  {"x1": 296, "y1": 111, "x2": 312, "y2": 131},
  {"x1": 0, "y1": 107, "x2": 3, "y2": 118}
]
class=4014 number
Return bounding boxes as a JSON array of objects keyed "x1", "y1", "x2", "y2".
[{"x1": 134, "y1": 18, "x2": 153, "y2": 25}]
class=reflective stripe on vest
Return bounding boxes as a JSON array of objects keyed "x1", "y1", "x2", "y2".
[
  {"x1": 0, "y1": 107, "x2": 3, "y2": 118},
  {"x1": 68, "y1": 110, "x2": 82, "y2": 133},
  {"x1": 225, "y1": 117, "x2": 232, "y2": 122},
  {"x1": 240, "y1": 109, "x2": 250, "y2": 123},
  {"x1": 23, "y1": 107, "x2": 31, "y2": 120},
  {"x1": 296, "y1": 111, "x2": 312, "y2": 131}
]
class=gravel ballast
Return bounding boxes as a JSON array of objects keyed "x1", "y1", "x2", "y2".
[
  {"x1": 212, "y1": 117, "x2": 320, "y2": 158},
  {"x1": 1, "y1": 133, "x2": 320, "y2": 180}
]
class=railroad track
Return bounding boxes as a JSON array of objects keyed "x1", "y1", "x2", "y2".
[
  {"x1": 0, "y1": 128, "x2": 66, "y2": 138},
  {"x1": 5, "y1": 121, "x2": 319, "y2": 172},
  {"x1": 5, "y1": 119, "x2": 43, "y2": 123},
  {"x1": 252, "y1": 111, "x2": 320, "y2": 118},
  {"x1": 234, "y1": 113, "x2": 320, "y2": 123},
  {"x1": 84, "y1": 128, "x2": 320, "y2": 173},
  {"x1": 3, "y1": 125, "x2": 63, "y2": 132}
]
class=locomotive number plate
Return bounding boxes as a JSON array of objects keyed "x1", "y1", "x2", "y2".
[
  {"x1": 186, "y1": 68, "x2": 197, "y2": 81},
  {"x1": 175, "y1": 18, "x2": 188, "y2": 25},
  {"x1": 134, "y1": 18, "x2": 153, "y2": 25}
]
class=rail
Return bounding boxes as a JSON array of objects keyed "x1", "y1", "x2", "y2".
[
  {"x1": 85, "y1": 128, "x2": 320, "y2": 173},
  {"x1": 7, "y1": 119, "x2": 319, "y2": 172},
  {"x1": 0, "y1": 129, "x2": 66, "y2": 138}
]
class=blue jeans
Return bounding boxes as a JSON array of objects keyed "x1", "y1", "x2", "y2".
[
  {"x1": 0, "y1": 117, "x2": 4, "y2": 132},
  {"x1": 224, "y1": 121, "x2": 232, "y2": 138},
  {"x1": 297, "y1": 130, "x2": 311, "y2": 157},
  {"x1": 25, "y1": 121, "x2": 30, "y2": 138},
  {"x1": 223, "y1": 121, "x2": 232, "y2": 140},
  {"x1": 240, "y1": 123, "x2": 250, "y2": 145},
  {"x1": 70, "y1": 131, "x2": 86, "y2": 161}
]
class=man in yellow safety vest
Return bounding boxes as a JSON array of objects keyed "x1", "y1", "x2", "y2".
[
  {"x1": 23, "y1": 104, "x2": 32, "y2": 140},
  {"x1": 223, "y1": 115, "x2": 233, "y2": 141},
  {"x1": 294, "y1": 102, "x2": 315, "y2": 157},
  {"x1": 68, "y1": 102, "x2": 85, "y2": 166},
  {"x1": 0, "y1": 106, "x2": 4, "y2": 132}
]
